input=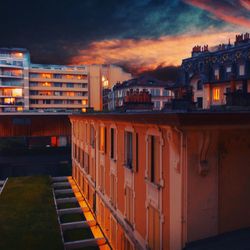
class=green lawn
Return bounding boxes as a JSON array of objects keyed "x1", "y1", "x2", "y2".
[{"x1": 0, "y1": 176, "x2": 63, "y2": 250}]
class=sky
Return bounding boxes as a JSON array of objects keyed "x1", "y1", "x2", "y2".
[{"x1": 0, "y1": 0, "x2": 250, "y2": 76}]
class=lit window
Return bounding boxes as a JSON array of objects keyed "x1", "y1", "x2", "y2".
[
  {"x1": 81, "y1": 108, "x2": 86, "y2": 113},
  {"x1": 214, "y1": 69, "x2": 219, "y2": 80},
  {"x1": 4, "y1": 98, "x2": 15, "y2": 104},
  {"x1": 17, "y1": 107, "x2": 23, "y2": 112},
  {"x1": 125, "y1": 186, "x2": 133, "y2": 225},
  {"x1": 213, "y1": 88, "x2": 220, "y2": 101},
  {"x1": 148, "y1": 205, "x2": 160, "y2": 250},
  {"x1": 239, "y1": 64, "x2": 245, "y2": 76},
  {"x1": 42, "y1": 82, "x2": 51, "y2": 87},
  {"x1": 42, "y1": 73, "x2": 52, "y2": 79},
  {"x1": 82, "y1": 99, "x2": 87, "y2": 105},
  {"x1": 148, "y1": 135, "x2": 160, "y2": 185},
  {"x1": 99, "y1": 126, "x2": 106, "y2": 153},
  {"x1": 226, "y1": 66, "x2": 232, "y2": 73}
]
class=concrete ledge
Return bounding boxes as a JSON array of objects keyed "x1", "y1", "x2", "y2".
[
  {"x1": 61, "y1": 220, "x2": 96, "y2": 231},
  {"x1": 58, "y1": 207, "x2": 90, "y2": 216},
  {"x1": 0, "y1": 180, "x2": 5, "y2": 186},
  {"x1": 56, "y1": 197, "x2": 77, "y2": 204},
  {"x1": 53, "y1": 182, "x2": 71, "y2": 188},
  {"x1": 51, "y1": 176, "x2": 68, "y2": 182},
  {"x1": 64, "y1": 237, "x2": 106, "y2": 249},
  {"x1": 55, "y1": 189, "x2": 74, "y2": 195}
]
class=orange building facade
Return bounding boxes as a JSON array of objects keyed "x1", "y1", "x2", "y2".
[{"x1": 70, "y1": 112, "x2": 250, "y2": 250}]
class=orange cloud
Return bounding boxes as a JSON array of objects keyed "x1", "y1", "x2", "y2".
[
  {"x1": 184, "y1": 0, "x2": 250, "y2": 28},
  {"x1": 70, "y1": 31, "x2": 238, "y2": 73}
]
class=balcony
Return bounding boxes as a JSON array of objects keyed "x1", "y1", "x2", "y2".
[
  {"x1": 0, "y1": 73, "x2": 23, "y2": 79},
  {"x1": 0, "y1": 62, "x2": 23, "y2": 69},
  {"x1": 29, "y1": 95, "x2": 88, "y2": 100}
]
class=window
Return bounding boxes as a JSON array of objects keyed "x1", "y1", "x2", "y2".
[
  {"x1": 148, "y1": 135, "x2": 160, "y2": 185},
  {"x1": 84, "y1": 152, "x2": 89, "y2": 173},
  {"x1": 213, "y1": 88, "x2": 220, "y2": 101},
  {"x1": 42, "y1": 82, "x2": 51, "y2": 87},
  {"x1": 214, "y1": 68, "x2": 220, "y2": 80},
  {"x1": 110, "y1": 128, "x2": 116, "y2": 159},
  {"x1": 154, "y1": 101, "x2": 161, "y2": 110},
  {"x1": 99, "y1": 165, "x2": 105, "y2": 193},
  {"x1": 123, "y1": 235, "x2": 134, "y2": 250},
  {"x1": 30, "y1": 90, "x2": 38, "y2": 95},
  {"x1": 99, "y1": 126, "x2": 106, "y2": 153},
  {"x1": 125, "y1": 186, "x2": 133, "y2": 225},
  {"x1": 30, "y1": 82, "x2": 38, "y2": 87},
  {"x1": 43, "y1": 99, "x2": 51, "y2": 104},
  {"x1": 30, "y1": 99, "x2": 38, "y2": 104},
  {"x1": 54, "y1": 91, "x2": 62, "y2": 96},
  {"x1": 90, "y1": 125, "x2": 95, "y2": 148},
  {"x1": 197, "y1": 80, "x2": 203, "y2": 90},
  {"x1": 197, "y1": 97, "x2": 203, "y2": 109},
  {"x1": 148, "y1": 205, "x2": 160, "y2": 250},
  {"x1": 54, "y1": 100, "x2": 63, "y2": 104},
  {"x1": 110, "y1": 216, "x2": 117, "y2": 249},
  {"x1": 54, "y1": 82, "x2": 62, "y2": 87},
  {"x1": 125, "y1": 131, "x2": 133, "y2": 169},
  {"x1": 226, "y1": 66, "x2": 232, "y2": 73},
  {"x1": 163, "y1": 89, "x2": 169, "y2": 96},
  {"x1": 110, "y1": 174, "x2": 117, "y2": 207},
  {"x1": 239, "y1": 64, "x2": 245, "y2": 76},
  {"x1": 66, "y1": 83, "x2": 74, "y2": 88}
]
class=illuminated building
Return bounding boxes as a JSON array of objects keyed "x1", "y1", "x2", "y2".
[
  {"x1": 108, "y1": 75, "x2": 174, "y2": 111},
  {"x1": 181, "y1": 33, "x2": 250, "y2": 109},
  {"x1": 29, "y1": 64, "x2": 88, "y2": 112},
  {"x1": 70, "y1": 111, "x2": 250, "y2": 249},
  {"x1": 0, "y1": 48, "x2": 131, "y2": 112},
  {"x1": 0, "y1": 48, "x2": 29, "y2": 112}
]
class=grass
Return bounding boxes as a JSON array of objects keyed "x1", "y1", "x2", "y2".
[
  {"x1": 0, "y1": 176, "x2": 63, "y2": 250},
  {"x1": 57, "y1": 201, "x2": 80, "y2": 210},
  {"x1": 63, "y1": 228, "x2": 95, "y2": 242}
]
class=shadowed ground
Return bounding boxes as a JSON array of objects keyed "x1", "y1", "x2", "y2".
[{"x1": 0, "y1": 176, "x2": 63, "y2": 250}]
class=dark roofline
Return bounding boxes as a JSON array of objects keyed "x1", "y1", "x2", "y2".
[{"x1": 70, "y1": 111, "x2": 250, "y2": 127}]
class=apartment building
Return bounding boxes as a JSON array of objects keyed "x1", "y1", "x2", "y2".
[
  {"x1": 0, "y1": 48, "x2": 29, "y2": 112},
  {"x1": 0, "y1": 48, "x2": 131, "y2": 113},
  {"x1": 29, "y1": 64, "x2": 88, "y2": 112},
  {"x1": 181, "y1": 33, "x2": 250, "y2": 109},
  {"x1": 70, "y1": 111, "x2": 250, "y2": 250},
  {"x1": 108, "y1": 75, "x2": 174, "y2": 111}
]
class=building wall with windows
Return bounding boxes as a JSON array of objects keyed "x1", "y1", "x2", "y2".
[
  {"x1": 0, "y1": 48, "x2": 131, "y2": 113},
  {"x1": 181, "y1": 33, "x2": 250, "y2": 109},
  {"x1": 70, "y1": 112, "x2": 250, "y2": 250},
  {"x1": 0, "y1": 48, "x2": 30, "y2": 112}
]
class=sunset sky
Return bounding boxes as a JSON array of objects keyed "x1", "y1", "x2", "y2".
[{"x1": 1, "y1": 0, "x2": 250, "y2": 74}]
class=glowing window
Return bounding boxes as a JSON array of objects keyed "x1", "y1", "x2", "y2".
[
  {"x1": 226, "y1": 66, "x2": 231, "y2": 73},
  {"x1": 42, "y1": 82, "x2": 51, "y2": 87},
  {"x1": 4, "y1": 98, "x2": 15, "y2": 104},
  {"x1": 12, "y1": 89, "x2": 22, "y2": 97},
  {"x1": 66, "y1": 92, "x2": 75, "y2": 97},
  {"x1": 17, "y1": 107, "x2": 23, "y2": 112},
  {"x1": 82, "y1": 99, "x2": 87, "y2": 105},
  {"x1": 213, "y1": 88, "x2": 220, "y2": 101},
  {"x1": 42, "y1": 73, "x2": 52, "y2": 79},
  {"x1": 99, "y1": 126, "x2": 106, "y2": 152}
]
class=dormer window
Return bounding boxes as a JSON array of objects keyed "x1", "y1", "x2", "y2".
[
  {"x1": 197, "y1": 80, "x2": 203, "y2": 90},
  {"x1": 226, "y1": 66, "x2": 231, "y2": 73},
  {"x1": 239, "y1": 64, "x2": 245, "y2": 76},
  {"x1": 214, "y1": 68, "x2": 220, "y2": 80}
]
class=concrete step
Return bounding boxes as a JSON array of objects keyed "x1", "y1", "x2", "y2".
[
  {"x1": 53, "y1": 182, "x2": 71, "y2": 188},
  {"x1": 0, "y1": 180, "x2": 5, "y2": 186},
  {"x1": 51, "y1": 176, "x2": 68, "y2": 182},
  {"x1": 64, "y1": 238, "x2": 106, "y2": 250},
  {"x1": 54, "y1": 189, "x2": 74, "y2": 195},
  {"x1": 61, "y1": 220, "x2": 96, "y2": 231},
  {"x1": 58, "y1": 207, "x2": 89, "y2": 216},
  {"x1": 56, "y1": 197, "x2": 78, "y2": 204}
]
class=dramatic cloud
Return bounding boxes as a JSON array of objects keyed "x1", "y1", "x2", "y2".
[
  {"x1": 184, "y1": 0, "x2": 250, "y2": 28},
  {"x1": 70, "y1": 31, "x2": 238, "y2": 74}
]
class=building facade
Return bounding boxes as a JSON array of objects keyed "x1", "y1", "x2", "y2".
[
  {"x1": 181, "y1": 33, "x2": 250, "y2": 109},
  {"x1": 70, "y1": 112, "x2": 250, "y2": 250},
  {"x1": 108, "y1": 76, "x2": 174, "y2": 111},
  {"x1": 0, "y1": 48, "x2": 131, "y2": 113},
  {"x1": 0, "y1": 48, "x2": 29, "y2": 112}
]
